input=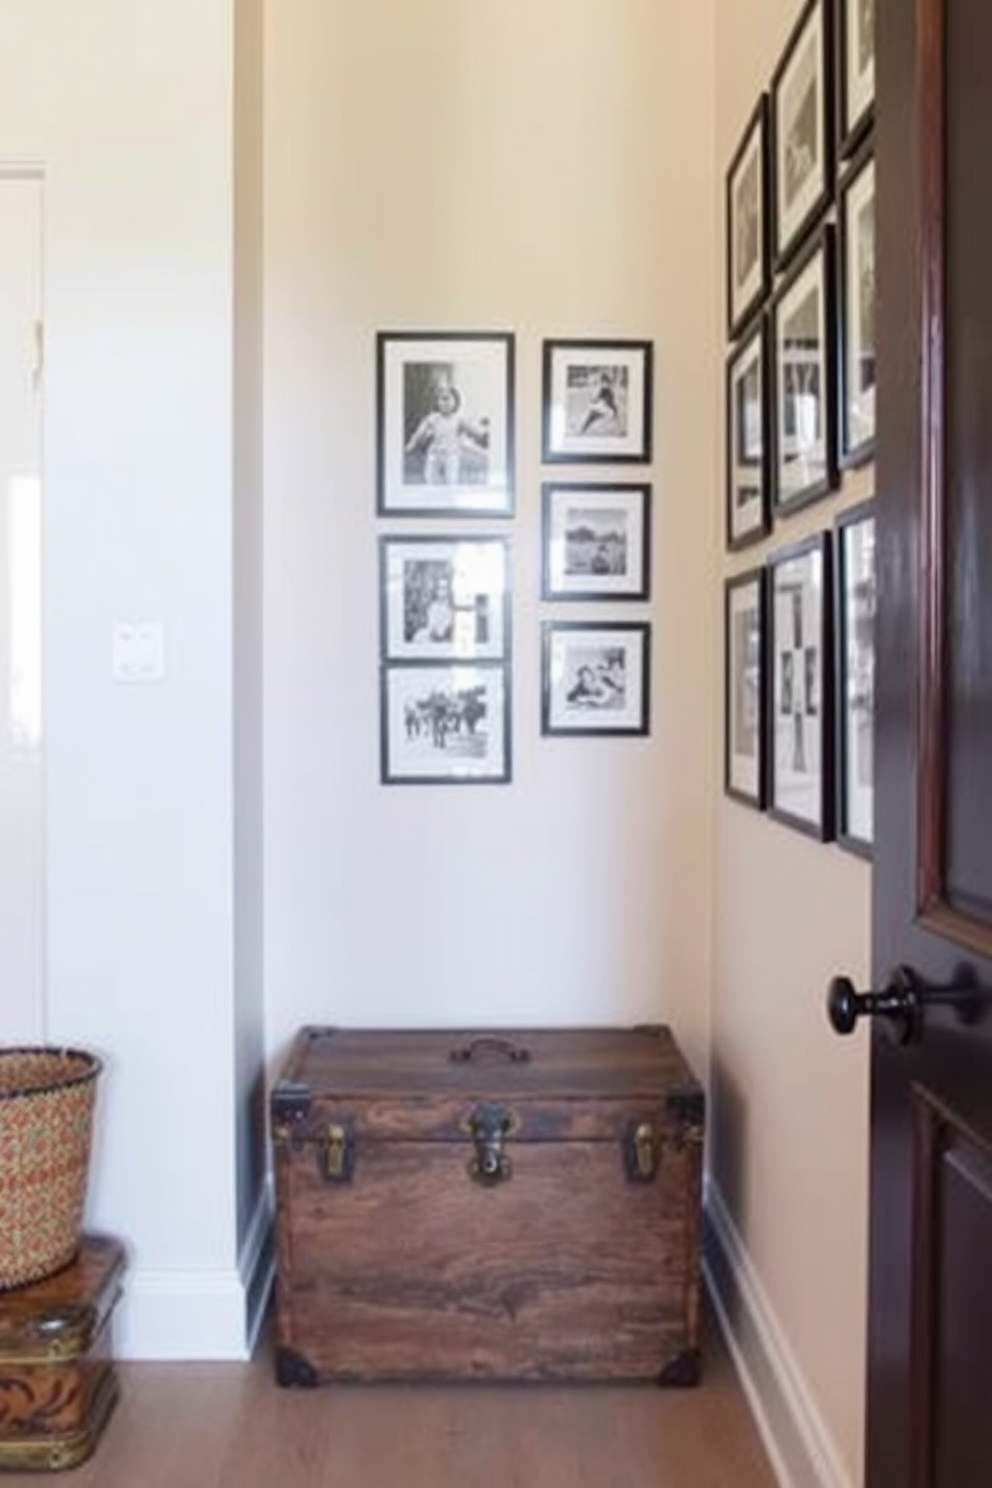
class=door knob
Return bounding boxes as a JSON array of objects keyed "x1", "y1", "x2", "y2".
[
  {"x1": 827, "y1": 966, "x2": 921, "y2": 1045},
  {"x1": 827, "y1": 965, "x2": 983, "y2": 1046}
]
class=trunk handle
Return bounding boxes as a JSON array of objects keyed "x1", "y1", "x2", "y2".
[{"x1": 448, "y1": 1036, "x2": 531, "y2": 1065}]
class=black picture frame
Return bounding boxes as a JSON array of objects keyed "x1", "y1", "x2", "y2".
[
  {"x1": 837, "y1": 141, "x2": 876, "y2": 468},
  {"x1": 726, "y1": 95, "x2": 772, "y2": 338},
  {"x1": 541, "y1": 622, "x2": 651, "y2": 737},
  {"x1": 541, "y1": 340, "x2": 653, "y2": 465},
  {"x1": 726, "y1": 313, "x2": 771, "y2": 550},
  {"x1": 376, "y1": 331, "x2": 515, "y2": 517},
  {"x1": 771, "y1": 224, "x2": 838, "y2": 516},
  {"x1": 540, "y1": 482, "x2": 651, "y2": 602},
  {"x1": 379, "y1": 535, "x2": 511, "y2": 663},
  {"x1": 724, "y1": 567, "x2": 769, "y2": 810},
  {"x1": 767, "y1": 531, "x2": 835, "y2": 841},
  {"x1": 834, "y1": 500, "x2": 875, "y2": 856},
  {"x1": 837, "y1": 0, "x2": 875, "y2": 159},
  {"x1": 380, "y1": 662, "x2": 511, "y2": 785},
  {"x1": 771, "y1": 0, "x2": 835, "y2": 269}
]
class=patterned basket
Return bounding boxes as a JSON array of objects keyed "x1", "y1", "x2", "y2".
[{"x1": 0, "y1": 1047, "x2": 102, "y2": 1290}]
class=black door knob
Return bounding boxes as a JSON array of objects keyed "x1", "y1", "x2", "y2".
[
  {"x1": 827, "y1": 965, "x2": 984, "y2": 1045},
  {"x1": 827, "y1": 966, "x2": 921, "y2": 1045}
]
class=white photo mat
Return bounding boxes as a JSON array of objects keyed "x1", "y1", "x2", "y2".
[
  {"x1": 772, "y1": 0, "x2": 830, "y2": 263},
  {"x1": 773, "y1": 229, "x2": 835, "y2": 510},
  {"x1": 381, "y1": 663, "x2": 509, "y2": 783},
  {"x1": 840, "y1": 153, "x2": 876, "y2": 461},
  {"x1": 838, "y1": 511, "x2": 875, "y2": 848},
  {"x1": 542, "y1": 340, "x2": 652, "y2": 463},
  {"x1": 380, "y1": 536, "x2": 509, "y2": 662},
  {"x1": 542, "y1": 623, "x2": 650, "y2": 736},
  {"x1": 770, "y1": 538, "x2": 830, "y2": 835},
  {"x1": 541, "y1": 483, "x2": 650, "y2": 600},
  {"x1": 727, "y1": 325, "x2": 768, "y2": 547},
  {"x1": 725, "y1": 572, "x2": 765, "y2": 805},
  {"x1": 377, "y1": 333, "x2": 513, "y2": 515}
]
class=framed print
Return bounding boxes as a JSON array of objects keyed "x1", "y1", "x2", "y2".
[
  {"x1": 541, "y1": 482, "x2": 651, "y2": 601},
  {"x1": 541, "y1": 340, "x2": 653, "y2": 464},
  {"x1": 725, "y1": 568, "x2": 768, "y2": 809},
  {"x1": 541, "y1": 622, "x2": 650, "y2": 737},
  {"x1": 380, "y1": 536, "x2": 509, "y2": 662},
  {"x1": 771, "y1": 225, "x2": 838, "y2": 515},
  {"x1": 381, "y1": 663, "x2": 510, "y2": 784},
  {"x1": 838, "y1": 144, "x2": 876, "y2": 467},
  {"x1": 768, "y1": 532, "x2": 834, "y2": 840},
  {"x1": 771, "y1": 0, "x2": 834, "y2": 268},
  {"x1": 834, "y1": 501, "x2": 875, "y2": 855},
  {"x1": 376, "y1": 331, "x2": 514, "y2": 516},
  {"x1": 726, "y1": 316, "x2": 771, "y2": 550},
  {"x1": 726, "y1": 95, "x2": 771, "y2": 337},
  {"x1": 838, "y1": 0, "x2": 874, "y2": 157}
]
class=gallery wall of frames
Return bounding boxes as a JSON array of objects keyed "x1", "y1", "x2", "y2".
[
  {"x1": 723, "y1": 0, "x2": 876, "y2": 857},
  {"x1": 375, "y1": 332, "x2": 655, "y2": 785}
]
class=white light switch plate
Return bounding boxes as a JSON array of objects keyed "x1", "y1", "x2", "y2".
[{"x1": 112, "y1": 621, "x2": 166, "y2": 683}]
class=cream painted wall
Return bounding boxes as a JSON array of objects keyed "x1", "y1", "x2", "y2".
[
  {"x1": 0, "y1": 0, "x2": 265, "y2": 1356},
  {"x1": 713, "y1": 2, "x2": 873, "y2": 1482},
  {"x1": 262, "y1": 0, "x2": 719, "y2": 1080}
]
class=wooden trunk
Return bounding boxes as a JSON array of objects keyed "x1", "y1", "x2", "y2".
[
  {"x1": 0, "y1": 1234, "x2": 125, "y2": 1472},
  {"x1": 271, "y1": 1026, "x2": 704, "y2": 1386}
]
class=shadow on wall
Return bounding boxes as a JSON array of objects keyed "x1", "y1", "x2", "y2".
[{"x1": 709, "y1": 1052, "x2": 749, "y2": 1229}]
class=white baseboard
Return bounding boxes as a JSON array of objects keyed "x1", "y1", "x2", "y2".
[
  {"x1": 703, "y1": 1178, "x2": 856, "y2": 1488},
  {"x1": 116, "y1": 1182, "x2": 274, "y2": 1361},
  {"x1": 240, "y1": 1173, "x2": 275, "y2": 1355}
]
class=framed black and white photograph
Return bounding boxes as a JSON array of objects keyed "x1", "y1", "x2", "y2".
[
  {"x1": 834, "y1": 501, "x2": 875, "y2": 855},
  {"x1": 838, "y1": 144, "x2": 876, "y2": 466},
  {"x1": 726, "y1": 317, "x2": 771, "y2": 550},
  {"x1": 541, "y1": 340, "x2": 653, "y2": 464},
  {"x1": 771, "y1": 0, "x2": 834, "y2": 267},
  {"x1": 726, "y1": 95, "x2": 771, "y2": 337},
  {"x1": 771, "y1": 225, "x2": 837, "y2": 514},
  {"x1": 768, "y1": 532, "x2": 834, "y2": 839},
  {"x1": 541, "y1": 482, "x2": 651, "y2": 601},
  {"x1": 838, "y1": 0, "x2": 874, "y2": 157},
  {"x1": 541, "y1": 622, "x2": 650, "y2": 737},
  {"x1": 381, "y1": 663, "x2": 510, "y2": 784},
  {"x1": 376, "y1": 332, "x2": 514, "y2": 516},
  {"x1": 725, "y1": 568, "x2": 768, "y2": 810},
  {"x1": 380, "y1": 536, "x2": 510, "y2": 663}
]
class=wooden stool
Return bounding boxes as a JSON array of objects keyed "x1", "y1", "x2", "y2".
[{"x1": 0, "y1": 1234, "x2": 126, "y2": 1472}]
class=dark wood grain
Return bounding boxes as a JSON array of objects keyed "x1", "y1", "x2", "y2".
[
  {"x1": 273, "y1": 1027, "x2": 703, "y2": 1385},
  {"x1": 867, "y1": 2, "x2": 992, "y2": 1482}
]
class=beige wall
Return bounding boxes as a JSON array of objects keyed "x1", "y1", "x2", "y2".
[
  {"x1": 713, "y1": 1, "x2": 873, "y2": 1483},
  {"x1": 262, "y1": 0, "x2": 719, "y2": 1078}
]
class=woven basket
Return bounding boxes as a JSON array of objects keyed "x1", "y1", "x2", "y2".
[{"x1": 0, "y1": 1047, "x2": 102, "y2": 1290}]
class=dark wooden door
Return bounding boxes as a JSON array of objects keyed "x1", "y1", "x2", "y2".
[{"x1": 852, "y1": 1, "x2": 992, "y2": 1484}]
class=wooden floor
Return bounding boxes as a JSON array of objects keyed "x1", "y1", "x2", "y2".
[{"x1": 5, "y1": 1307, "x2": 777, "y2": 1487}]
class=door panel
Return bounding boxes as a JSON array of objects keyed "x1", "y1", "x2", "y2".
[
  {"x1": 943, "y1": 0, "x2": 992, "y2": 931},
  {"x1": 871, "y1": 0, "x2": 992, "y2": 1482}
]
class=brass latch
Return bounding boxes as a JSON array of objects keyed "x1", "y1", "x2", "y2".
[
  {"x1": 320, "y1": 1121, "x2": 355, "y2": 1183},
  {"x1": 623, "y1": 1121, "x2": 658, "y2": 1182},
  {"x1": 462, "y1": 1102, "x2": 519, "y2": 1186}
]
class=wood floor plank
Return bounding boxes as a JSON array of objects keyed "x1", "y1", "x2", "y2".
[{"x1": 0, "y1": 1306, "x2": 777, "y2": 1487}]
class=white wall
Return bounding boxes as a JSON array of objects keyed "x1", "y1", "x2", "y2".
[
  {"x1": 0, "y1": 0, "x2": 265, "y2": 1358},
  {"x1": 233, "y1": 0, "x2": 267, "y2": 1268},
  {"x1": 709, "y1": 1, "x2": 873, "y2": 1483},
  {"x1": 262, "y1": 0, "x2": 719, "y2": 1083},
  {"x1": 0, "y1": 175, "x2": 44, "y2": 1046}
]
